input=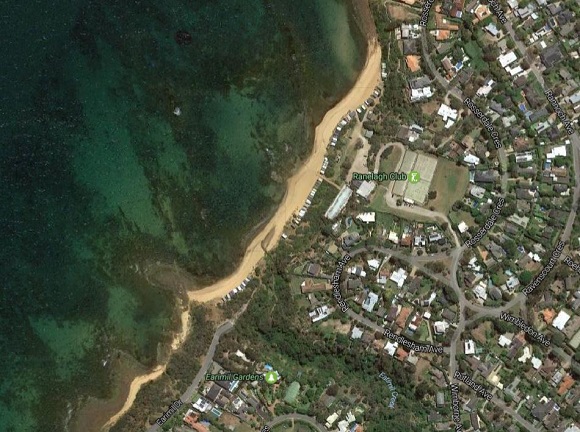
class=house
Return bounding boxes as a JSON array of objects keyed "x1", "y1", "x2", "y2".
[
  {"x1": 343, "y1": 232, "x2": 361, "y2": 249},
  {"x1": 437, "y1": 103, "x2": 458, "y2": 128},
  {"x1": 403, "y1": 39, "x2": 419, "y2": 55},
  {"x1": 434, "y1": 321, "x2": 450, "y2": 334},
  {"x1": 351, "y1": 325, "x2": 364, "y2": 339},
  {"x1": 553, "y1": 310, "x2": 571, "y2": 330},
  {"x1": 307, "y1": 263, "x2": 322, "y2": 276},
  {"x1": 356, "y1": 212, "x2": 376, "y2": 224},
  {"x1": 498, "y1": 51, "x2": 518, "y2": 68},
  {"x1": 474, "y1": 170, "x2": 499, "y2": 183},
  {"x1": 540, "y1": 44, "x2": 564, "y2": 68},
  {"x1": 470, "y1": 412, "x2": 480, "y2": 430},
  {"x1": 390, "y1": 268, "x2": 409, "y2": 288},
  {"x1": 450, "y1": 0, "x2": 465, "y2": 17},
  {"x1": 464, "y1": 339, "x2": 476, "y2": 355},
  {"x1": 386, "y1": 305, "x2": 399, "y2": 323},
  {"x1": 436, "y1": 392, "x2": 446, "y2": 407},
  {"x1": 362, "y1": 292, "x2": 379, "y2": 312},
  {"x1": 309, "y1": 305, "x2": 331, "y2": 323}
]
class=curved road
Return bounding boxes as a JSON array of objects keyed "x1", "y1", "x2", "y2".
[
  {"x1": 146, "y1": 320, "x2": 235, "y2": 432},
  {"x1": 267, "y1": 414, "x2": 325, "y2": 432}
]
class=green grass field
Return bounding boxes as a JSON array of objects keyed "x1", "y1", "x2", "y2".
[
  {"x1": 464, "y1": 41, "x2": 486, "y2": 71},
  {"x1": 428, "y1": 159, "x2": 469, "y2": 214},
  {"x1": 272, "y1": 421, "x2": 318, "y2": 432}
]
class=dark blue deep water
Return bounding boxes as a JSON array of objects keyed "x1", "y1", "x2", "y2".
[{"x1": 0, "y1": 0, "x2": 365, "y2": 429}]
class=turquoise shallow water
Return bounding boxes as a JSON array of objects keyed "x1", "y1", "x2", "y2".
[{"x1": 0, "y1": 0, "x2": 365, "y2": 429}]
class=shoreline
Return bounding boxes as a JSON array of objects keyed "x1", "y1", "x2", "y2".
[
  {"x1": 99, "y1": 305, "x2": 190, "y2": 431},
  {"x1": 188, "y1": 39, "x2": 381, "y2": 303},
  {"x1": 99, "y1": 10, "x2": 381, "y2": 431}
]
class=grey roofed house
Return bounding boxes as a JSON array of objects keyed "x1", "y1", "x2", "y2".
[
  {"x1": 530, "y1": 107, "x2": 549, "y2": 123},
  {"x1": 436, "y1": 392, "x2": 445, "y2": 406},
  {"x1": 364, "y1": 129, "x2": 374, "y2": 139},
  {"x1": 442, "y1": 308, "x2": 456, "y2": 321},
  {"x1": 386, "y1": 305, "x2": 399, "y2": 322},
  {"x1": 403, "y1": 39, "x2": 419, "y2": 55},
  {"x1": 514, "y1": 75, "x2": 528, "y2": 88},
  {"x1": 516, "y1": 188, "x2": 536, "y2": 200},
  {"x1": 549, "y1": 209, "x2": 568, "y2": 224},
  {"x1": 347, "y1": 278, "x2": 363, "y2": 290},
  {"x1": 560, "y1": 22, "x2": 575, "y2": 37},
  {"x1": 307, "y1": 263, "x2": 321, "y2": 276},
  {"x1": 457, "y1": 67, "x2": 474, "y2": 85},
  {"x1": 465, "y1": 397, "x2": 478, "y2": 412},
  {"x1": 489, "y1": 101, "x2": 506, "y2": 115},
  {"x1": 342, "y1": 232, "x2": 361, "y2": 248},
  {"x1": 206, "y1": 383, "x2": 224, "y2": 402},
  {"x1": 489, "y1": 286, "x2": 502, "y2": 300},
  {"x1": 540, "y1": 44, "x2": 564, "y2": 68},
  {"x1": 557, "y1": 9, "x2": 574, "y2": 24},
  {"x1": 547, "y1": 3, "x2": 562, "y2": 15},
  {"x1": 470, "y1": 412, "x2": 480, "y2": 430},
  {"x1": 409, "y1": 75, "x2": 431, "y2": 89},
  {"x1": 524, "y1": 87, "x2": 543, "y2": 108},
  {"x1": 474, "y1": 170, "x2": 499, "y2": 183},
  {"x1": 397, "y1": 125, "x2": 410, "y2": 141},
  {"x1": 531, "y1": 399, "x2": 558, "y2": 421}
]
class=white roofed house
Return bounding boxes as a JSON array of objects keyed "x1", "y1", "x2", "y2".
[
  {"x1": 390, "y1": 268, "x2": 408, "y2": 288},
  {"x1": 356, "y1": 212, "x2": 376, "y2": 223},
  {"x1": 356, "y1": 181, "x2": 376, "y2": 200},
  {"x1": 546, "y1": 145, "x2": 567, "y2": 160},
  {"x1": 433, "y1": 321, "x2": 450, "y2": 335},
  {"x1": 367, "y1": 258, "x2": 381, "y2": 272},
  {"x1": 309, "y1": 305, "x2": 331, "y2": 323},
  {"x1": 384, "y1": 341, "x2": 398, "y2": 356},
  {"x1": 437, "y1": 103, "x2": 459, "y2": 128},
  {"x1": 463, "y1": 153, "x2": 481, "y2": 166},
  {"x1": 362, "y1": 292, "x2": 379, "y2": 312},
  {"x1": 498, "y1": 51, "x2": 518, "y2": 68},
  {"x1": 552, "y1": 310, "x2": 571, "y2": 331},
  {"x1": 464, "y1": 339, "x2": 476, "y2": 355}
]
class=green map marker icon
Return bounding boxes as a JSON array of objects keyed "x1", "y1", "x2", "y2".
[
  {"x1": 265, "y1": 371, "x2": 278, "y2": 384},
  {"x1": 408, "y1": 171, "x2": 421, "y2": 184}
]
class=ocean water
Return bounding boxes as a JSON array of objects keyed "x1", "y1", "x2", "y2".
[{"x1": 0, "y1": 0, "x2": 365, "y2": 430}]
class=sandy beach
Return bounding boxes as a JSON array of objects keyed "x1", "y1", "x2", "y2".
[
  {"x1": 100, "y1": 306, "x2": 190, "y2": 431},
  {"x1": 99, "y1": 31, "x2": 381, "y2": 432},
  {"x1": 189, "y1": 40, "x2": 382, "y2": 303}
]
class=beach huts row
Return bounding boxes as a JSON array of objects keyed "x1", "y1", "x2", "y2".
[
  {"x1": 222, "y1": 276, "x2": 251, "y2": 303},
  {"x1": 293, "y1": 178, "x2": 323, "y2": 227},
  {"x1": 328, "y1": 87, "x2": 380, "y2": 148}
]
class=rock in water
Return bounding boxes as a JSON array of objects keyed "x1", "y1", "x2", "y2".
[{"x1": 174, "y1": 30, "x2": 192, "y2": 45}]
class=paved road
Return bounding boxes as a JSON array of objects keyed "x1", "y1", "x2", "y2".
[
  {"x1": 146, "y1": 320, "x2": 235, "y2": 432},
  {"x1": 420, "y1": 29, "x2": 463, "y2": 101},
  {"x1": 267, "y1": 414, "x2": 325, "y2": 431},
  {"x1": 490, "y1": 396, "x2": 540, "y2": 432}
]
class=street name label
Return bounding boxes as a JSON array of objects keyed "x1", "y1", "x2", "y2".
[
  {"x1": 453, "y1": 371, "x2": 492, "y2": 401},
  {"x1": 384, "y1": 329, "x2": 444, "y2": 354},
  {"x1": 156, "y1": 399, "x2": 184, "y2": 426},
  {"x1": 450, "y1": 383, "x2": 463, "y2": 431},
  {"x1": 379, "y1": 372, "x2": 398, "y2": 409}
]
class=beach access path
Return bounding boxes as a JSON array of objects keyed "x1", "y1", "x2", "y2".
[{"x1": 188, "y1": 40, "x2": 382, "y2": 303}]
